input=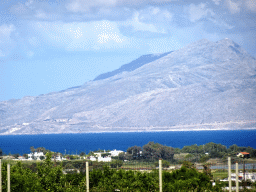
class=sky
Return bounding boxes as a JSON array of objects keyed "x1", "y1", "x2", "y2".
[{"x1": 0, "y1": 0, "x2": 256, "y2": 101}]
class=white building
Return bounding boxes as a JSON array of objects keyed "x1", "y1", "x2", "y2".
[
  {"x1": 110, "y1": 149, "x2": 124, "y2": 157},
  {"x1": 28, "y1": 152, "x2": 45, "y2": 160},
  {"x1": 98, "y1": 156, "x2": 112, "y2": 162},
  {"x1": 89, "y1": 156, "x2": 97, "y2": 161}
]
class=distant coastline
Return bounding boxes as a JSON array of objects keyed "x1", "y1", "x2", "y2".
[{"x1": 1, "y1": 127, "x2": 256, "y2": 136}]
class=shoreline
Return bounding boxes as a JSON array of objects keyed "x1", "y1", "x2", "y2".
[{"x1": 1, "y1": 127, "x2": 256, "y2": 136}]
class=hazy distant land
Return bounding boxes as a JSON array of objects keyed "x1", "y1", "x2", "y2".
[{"x1": 1, "y1": 38, "x2": 256, "y2": 135}]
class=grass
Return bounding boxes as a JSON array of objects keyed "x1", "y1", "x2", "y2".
[{"x1": 212, "y1": 169, "x2": 228, "y2": 180}]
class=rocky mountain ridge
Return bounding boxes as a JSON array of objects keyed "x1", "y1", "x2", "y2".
[{"x1": 1, "y1": 38, "x2": 256, "y2": 135}]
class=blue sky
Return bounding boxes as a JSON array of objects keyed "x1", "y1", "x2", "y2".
[{"x1": 0, "y1": 0, "x2": 255, "y2": 101}]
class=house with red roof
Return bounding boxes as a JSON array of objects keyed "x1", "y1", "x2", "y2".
[{"x1": 237, "y1": 152, "x2": 250, "y2": 158}]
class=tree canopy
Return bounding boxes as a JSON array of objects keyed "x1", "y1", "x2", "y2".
[{"x1": 142, "y1": 141, "x2": 174, "y2": 161}]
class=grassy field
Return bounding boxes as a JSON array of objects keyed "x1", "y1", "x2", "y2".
[{"x1": 211, "y1": 169, "x2": 228, "y2": 180}]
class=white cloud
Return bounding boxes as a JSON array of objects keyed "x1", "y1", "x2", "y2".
[
  {"x1": 66, "y1": 0, "x2": 118, "y2": 13},
  {"x1": 188, "y1": 3, "x2": 214, "y2": 22},
  {"x1": 128, "y1": 12, "x2": 159, "y2": 33},
  {"x1": 0, "y1": 24, "x2": 16, "y2": 40},
  {"x1": 35, "y1": 10, "x2": 47, "y2": 19},
  {"x1": 152, "y1": 7, "x2": 160, "y2": 15},
  {"x1": 66, "y1": 0, "x2": 178, "y2": 13},
  {"x1": 122, "y1": 8, "x2": 171, "y2": 35},
  {"x1": 25, "y1": 0, "x2": 34, "y2": 8},
  {"x1": 33, "y1": 21, "x2": 128, "y2": 51},
  {"x1": 212, "y1": 0, "x2": 222, "y2": 5},
  {"x1": 225, "y1": 0, "x2": 241, "y2": 14},
  {"x1": 245, "y1": 0, "x2": 256, "y2": 12},
  {"x1": 94, "y1": 21, "x2": 124, "y2": 43}
]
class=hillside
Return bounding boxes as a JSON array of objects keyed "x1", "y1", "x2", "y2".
[{"x1": 1, "y1": 38, "x2": 256, "y2": 135}]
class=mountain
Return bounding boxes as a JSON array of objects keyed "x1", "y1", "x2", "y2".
[
  {"x1": 1, "y1": 38, "x2": 256, "y2": 135},
  {"x1": 93, "y1": 51, "x2": 172, "y2": 81}
]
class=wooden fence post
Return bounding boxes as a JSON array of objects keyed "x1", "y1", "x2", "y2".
[
  {"x1": 228, "y1": 157, "x2": 231, "y2": 192},
  {"x1": 86, "y1": 161, "x2": 89, "y2": 192},
  {"x1": 236, "y1": 162, "x2": 239, "y2": 192},
  {"x1": 159, "y1": 159, "x2": 162, "y2": 192},
  {"x1": 7, "y1": 164, "x2": 10, "y2": 192},
  {"x1": 0, "y1": 159, "x2": 2, "y2": 192}
]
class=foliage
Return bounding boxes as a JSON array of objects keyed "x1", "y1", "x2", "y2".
[
  {"x1": 36, "y1": 152, "x2": 65, "y2": 191},
  {"x1": 36, "y1": 147, "x2": 51, "y2": 154},
  {"x1": 142, "y1": 142, "x2": 174, "y2": 161},
  {"x1": 126, "y1": 146, "x2": 142, "y2": 160},
  {"x1": 0, "y1": 157, "x2": 234, "y2": 192},
  {"x1": 13, "y1": 153, "x2": 19, "y2": 159},
  {"x1": 199, "y1": 154, "x2": 210, "y2": 163},
  {"x1": 162, "y1": 166, "x2": 217, "y2": 191},
  {"x1": 23, "y1": 154, "x2": 28, "y2": 159},
  {"x1": 202, "y1": 163, "x2": 212, "y2": 178},
  {"x1": 110, "y1": 160, "x2": 123, "y2": 168},
  {"x1": 101, "y1": 153, "x2": 111, "y2": 158},
  {"x1": 154, "y1": 160, "x2": 170, "y2": 168},
  {"x1": 88, "y1": 166, "x2": 159, "y2": 191},
  {"x1": 182, "y1": 161, "x2": 195, "y2": 169}
]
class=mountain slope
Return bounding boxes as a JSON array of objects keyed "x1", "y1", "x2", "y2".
[
  {"x1": 1, "y1": 38, "x2": 256, "y2": 135},
  {"x1": 94, "y1": 51, "x2": 172, "y2": 81}
]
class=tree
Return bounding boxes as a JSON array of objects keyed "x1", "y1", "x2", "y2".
[
  {"x1": 126, "y1": 146, "x2": 142, "y2": 160},
  {"x1": 35, "y1": 147, "x2": 50, "y2": 155},
  {"x1": 203, "y1": 163, "x2": 212, "y2": 178},
  {"x1": 101, "y1": 153, "x2": 111, "y2": 158},
  {"x1": 142, "y1": 141, "x2": 174, "y2": 161},
  {"x1": 30, "y1": 146, "x2": 35, "y2": 153},
  {"x1": 13, "y1": 153, "x2": 20, "y2": 159},
  {"x1": 110, "y1": 160, "x2": 123, "y2": 168},
  {"x1": 37, "y1": 152, "x2": 65, "y2": 191},
  {"x1": 39, "y1": 156, "x2": 45, "y2": 160},
  {"x1": 118, "y1": 152, "x2": 126, "y2": 160},
  {"x1": 23, "y1": 154, "x2": 28, "y2": 159},
  {"x1": 30, "y1": 146, "x2": 35, "y2": 160},
  {"x1": 182, "y1": 161, "x2": 195, "y2": 169},
  {"x1": 0, "y1": 148, "x2": 2, "y2": 156}
]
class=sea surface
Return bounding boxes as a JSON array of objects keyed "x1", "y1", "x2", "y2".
[{"x1": 0, "y1": 130, "x2": 256, "y2": 155}]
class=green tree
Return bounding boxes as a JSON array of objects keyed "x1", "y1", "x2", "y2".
[
  {"x1": 126, "y1": 145, "x2": 142, "y2": 160},
  {"x1": 118, "y1": 152, "x2": 126, "y2": 160},
  {"x1": 162, "y1": 166, "x2": 215, "y2": 191},
  {"x1": 202, "y1": 163, "x2": 212, "y2": 178},
  {"x1": 13, "y1": 153, "x2": 19, "y2": 159},
  {"x1": 142, "y1": 142, "x2": 174, "y2": 161},
  {"x1": 36, "y1": 147, "x2": 51, "y2": 155},
  {"x1": 37, "y1": 152, "x2": 65, "y2": 191},
  {"x1": 30, "y1": 146, "x2": 35, "y2": 159},
  {"x1": 110, "y1": 160, "x2": 123, "y2": 168},
  {"x1": 182, "y1": 161, "x2": 195, "y2": 169}
]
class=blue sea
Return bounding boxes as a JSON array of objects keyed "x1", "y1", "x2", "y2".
[{"x1": 0, "y1": 130, "x2": 256, "y2": 155}]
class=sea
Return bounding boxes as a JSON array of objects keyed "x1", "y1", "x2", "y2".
[{"x1": 0, "y1": 130, "x2": 256, "y2": 155}]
